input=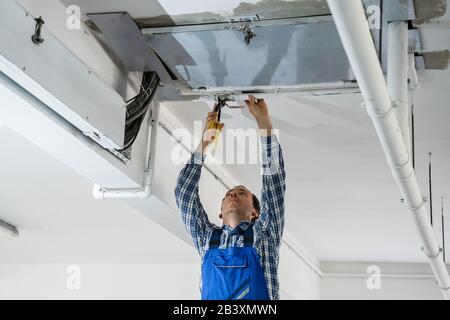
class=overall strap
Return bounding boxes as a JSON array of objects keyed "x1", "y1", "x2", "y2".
[
  {"x1": 209, "y1": 228, "x2": 223, "y2": 249},
  {"x1": 240, "y1": 225, "x2": 254, "y2": 247}
]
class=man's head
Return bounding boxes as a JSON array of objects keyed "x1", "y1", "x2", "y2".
[{"x1": 220, "y1": 185, "x2": 260, "y2": 227}]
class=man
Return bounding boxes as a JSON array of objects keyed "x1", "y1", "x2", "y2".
[{"x1": 174, "y1": 95, "x2": 286, "y2": 300}]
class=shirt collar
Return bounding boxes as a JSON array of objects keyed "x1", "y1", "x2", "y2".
[{"x1": 223, "y1": 221, "x2": 252, "y2": 234}]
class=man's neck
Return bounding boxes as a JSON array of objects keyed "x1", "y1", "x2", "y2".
[
  {"x1": 224, "y1": 221, "x2": 240, "y2": 229},
  {"x1": 223, "y1": 219, "x2": 251, "y2": 229}
]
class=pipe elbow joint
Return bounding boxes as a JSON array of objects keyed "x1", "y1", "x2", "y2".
[{"x1": 92, "y1": 184, "x2": 106, "y2": 199}]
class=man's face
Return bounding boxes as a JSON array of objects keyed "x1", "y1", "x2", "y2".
[{"x1": 220, "y1": 185, "x2": 258, "y2": 222}]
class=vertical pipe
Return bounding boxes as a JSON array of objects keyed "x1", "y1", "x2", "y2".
[
  {"x1": 408, "y1": 53, "x2": 419, "y2": 170},
  {"x1": 92, "y1": 103, "x2": 159, "y2": 199},
  {"x1": 388, "y1": 22, "x2": 411, "y2": 156},
  {"x1": 326, "y1": 0, "x2": 450, "y2": 299},
  {"x1": 429, "y1": 153, "x2": 433, "y2": 226},
  {"x1": 145, "y1": 101, "x2": 160, "y2": 186},
  {"x1": 411, "y1": 103, "x2": 415, "y2": 169},
  {"x1": 442, "y1": 197, "x2": 446, "y2": 263}
]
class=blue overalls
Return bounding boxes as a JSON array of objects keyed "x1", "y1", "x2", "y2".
[{"x1": 201, "y1": 225, "x2": 270, "y2": 300}]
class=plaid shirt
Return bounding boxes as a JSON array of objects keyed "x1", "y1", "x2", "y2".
[{"x1": 175, "y1": 134, "x2": 286, "y2": 300}]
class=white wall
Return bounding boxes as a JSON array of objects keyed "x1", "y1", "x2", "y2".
[
  {"x1": 2, "y1": 259, "x2": 447, "y2": 300},
  {"x1": 320, "y1": 262, "x2": 445, "y2": 300},
  {"x1": 321, "y1": 277, "x2": 442, "y2": 300},
  {"x1": 0, "y1": 256, "x2": 320, "y2": 300},
  {"x1": 279, "y1": 244, "x2": 321, "y2": 299},
  {"x1": 0, "y1": 263, "x2": 200, "y2": 299}
]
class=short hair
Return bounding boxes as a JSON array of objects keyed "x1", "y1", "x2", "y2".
[{"x1": 252, "y1": 193, "x2": 260, "y2": 214}]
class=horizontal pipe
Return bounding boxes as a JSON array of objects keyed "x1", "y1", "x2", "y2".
[
  {"x1": 327, "y1": 0, "x2": 450, "y2": 299},
  {"x1": 93, "y1": 183, "x2": 151, "y2": 199},
  {"x1": 323, "y1": 273, "x2": 435, "y2": 279},
  {"x1": 178, "y1": 80, "x2": 361, "y2": 99}
]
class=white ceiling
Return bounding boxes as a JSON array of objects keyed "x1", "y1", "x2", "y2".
[{"x1": 1, "y1": 0, "x2": 449, "y2": 267}]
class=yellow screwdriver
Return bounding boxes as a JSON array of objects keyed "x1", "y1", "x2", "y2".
[{"x1": 207, "y1": 98, "x2": 227, "y2": 147}]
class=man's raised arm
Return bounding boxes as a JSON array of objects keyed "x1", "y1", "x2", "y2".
[
  {"x1": 174, "y1": 111, "x2": 224, "y2": 255},
  {"x1": 245, "y1": 96, "x2": 286, "y2": 246}
]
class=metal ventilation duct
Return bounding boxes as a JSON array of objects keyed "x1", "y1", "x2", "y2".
[{"x1": 83, "y1": 0, "x2": 383, "y2": 98}]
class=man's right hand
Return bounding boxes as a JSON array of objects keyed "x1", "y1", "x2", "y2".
[
  {"x1": 244, "y1": 95, "x2": 273, "y2": 136},
  {"x1": 196, "y1": 110, "x2": 225, "y2": 154}
]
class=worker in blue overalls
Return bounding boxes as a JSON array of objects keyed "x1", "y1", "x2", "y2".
[{"x1": 175, "y1": 95, "x2": 286, "y2": 300}]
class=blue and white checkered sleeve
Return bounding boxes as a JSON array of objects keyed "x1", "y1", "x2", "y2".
[
  {"x1": 256, "y1": 134, "x2": 286, "y2": 247},
  {"x1": 175, "y1": 152, "x2": 214, "y2": 255}
]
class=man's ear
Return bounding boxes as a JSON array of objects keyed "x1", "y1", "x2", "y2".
[
  {"x1": 251, "y1": 209, "x2": 259, "y2": 221},
  {"x1": 219, "y1": 213, "x2": 223, "y2": 219}
]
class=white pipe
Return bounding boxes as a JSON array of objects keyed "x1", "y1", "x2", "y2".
[
  {"x1": 408, "y1": 53, "x2": 420, "y2": 90},
  {"x1": 327, "y1": 0, "x2": 450, "y2": 299},
  {"x1": 92, "y1": 102, "x2": 160, "y2": 199},
  {"x1": 92, "y1": 183, "x2": 151, "y2": 199},
  {"x1": 407, "y1": 53, "x2": 420, "y2": 138},
  {"x1": 323, "y1": 273, "x2": 435, "y2": 279},
  {"x1": 388, "y1": 22, "x2": 411, "y2": 157}
]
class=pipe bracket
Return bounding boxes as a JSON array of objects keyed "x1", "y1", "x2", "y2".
[
  {"x1": 399, "y1": 169, "x2": 415, "y2": 183},
  {"x1": 391, "y1": 101, "x2": 399, "y2": 109},
  {"x1": 391, "y1": 153, "x2": 410, "y2": 170},
  {"x1": 409, "y1": 201, "x2": 425, "y2": 212},
  {"x1": 368, "y1": 104, "x2": 395, "y2": 120},
  {"x1": 421, "y1": 246, "x2": 442, "y2": 259}
]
